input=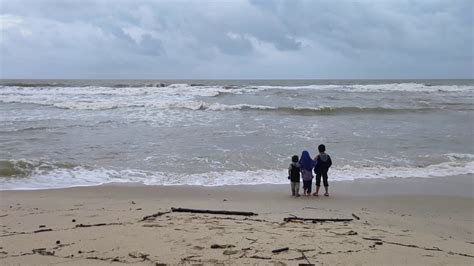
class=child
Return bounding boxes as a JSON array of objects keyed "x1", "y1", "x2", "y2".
[
  {"x1": 288, "y1": 155, "x2": 301, "y2": 197},
  {"x1": 299, "y1": 150, "x2": 315, "y2": 196},
  {"x1": 313, "y1": 144, "x2": 332, "y2": 197}
]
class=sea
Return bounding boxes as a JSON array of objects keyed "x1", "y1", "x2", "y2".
[{"x1": 0, "y1": 79, "x2": 473, "y2": 190}]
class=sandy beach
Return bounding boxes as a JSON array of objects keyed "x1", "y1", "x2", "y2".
[
  {"x1": 1, "y1": 175, "x2": 473, "y2": 265},
  {"x1": 2, "y1": 0, "x2": 473, "y2": 264}
]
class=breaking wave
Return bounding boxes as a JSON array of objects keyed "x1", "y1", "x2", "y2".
[
  {"x1": 1, "y1": 155, "x2": 473, "y2": 190},
  {"x1": 1, "y1": 94, "x2": 447, "y2": 113},
  {"x1": 203, "y1": 104, "x2": 439, "y2": 114},
  {"x1": 246, "y1": 83, "x2": 474, "y2": 93}
]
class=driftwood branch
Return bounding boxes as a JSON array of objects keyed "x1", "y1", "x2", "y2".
[
  {"x1": 249, "y1": 255, "x2": 271, "y2": 260},
  {"x1": 75, "y1": 223, "x2": 123, "y2": 228},
  {"x1": 297, "y1": 249, "x2": 313, "y2": 265},
  {"x1": 33, "y1": 229, "x2": 53, "y2": 233},
  {"x1": 362, "y1": 237, "x2": 382, "y2": 241},
  {"x1": 284, "y1": 217, "x2": 352, "y2": 223},
  {"x1": 171, "y1": 207, "x2": 257, "y2": 216},
  {"x1": 141, "y1": 211, "x2": 170, "y2": 221},
  {"x1": 272, "y1": 247, "x2": 289, "y2": 253},
  {"x1": 361, "y1": 237, "x2": 474, "y2": 257}
]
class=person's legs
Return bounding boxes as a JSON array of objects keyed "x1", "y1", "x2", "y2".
[
  {"x1": 303, "y1": 180, "x2": 311, "y2": 195},
  {"x1": 313, "y1": 173, "x2": 321, "y2": 196},
  {"x1": 306, "y1": 180, "x2": 312, "y2": 195},
  {"x1": 323, "y1": 172, "x2": 329, "y2": 196},
  {"x1": 292, "y1": 182, "x2": 300, "y2": 196}
]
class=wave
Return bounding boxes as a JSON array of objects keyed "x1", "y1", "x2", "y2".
[
  {"x1": 0, "y1": 96, "x2": 459, "y2": 113},
  {"x1": 0, "y1": 126, "x2": 54, "y2": 133},
  {"x1": 204, "y1": 103, "x2": 438, "y2": 114},
  {"x1": 3, "y1": 82, "x2": 471, "y2": 94},
  {"x1": 0, "y1": 84, "x2": 246, "y2": 106},
  {"x1": 247, "y1": 83, "x2": 474, "y2": 93},
  {"x1": 2, "y1": 81, "x2": 472, "y2": 91},
  {"x1": 0, "y1": 82, "x2": 211, "y2": 88},
  {"x1": 0, "y1": 98, "x2": 147, "y2": 110},
  {"x1": 0, "y1": 82, "x2": 74, "y2": 87},
  {"x1": 0, "y1": 81, "x2": 170, "y2": 88},
  {"x1": 0, "y1": 159, "x2": 80, "y2": 178},
  {"x1": 1, "y1": 154, "x2": 473, "y2": 190},
  {"x1": 52, "y1": 102, "x2": 146, "y2": 110},
  {"x1": 1, "y1": 83, "x2": 471, "y2": 112},
  {"x1": 117, "y1": 101, "x2": 443, "y2": 114}
]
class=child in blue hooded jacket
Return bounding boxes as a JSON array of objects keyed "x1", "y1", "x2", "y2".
[{"x1": 299, "y1": 150, "x2": 315, "y2": 196}]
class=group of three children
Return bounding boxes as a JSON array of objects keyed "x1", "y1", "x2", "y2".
[{"x1": 288, "y1": 144, "x2": 332, "y2": 197}]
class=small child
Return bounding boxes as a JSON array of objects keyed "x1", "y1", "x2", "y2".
[
  {"x1": 299, "y1": 150, "x2": 315, "y2": 196},
  {"x1": 288, "y1": 155, "x2": 301, "y2": 197},
  {"x1": 313, "y1": 144, "x2": 332, "y2": 197}
]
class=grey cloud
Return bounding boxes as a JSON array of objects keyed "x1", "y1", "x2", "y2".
[
  {"x1": 0, "y1": 0, "x2": 472, "y2": 79},
  {"x1": 274, "y1": 36, "x2": 301, "y2": 51},
  {"x1": 216, "y1": 34, "x2": 254, "y2": 56},
  {"x1": 138, "y1": 34, "x2": 162, "y2": 56}
]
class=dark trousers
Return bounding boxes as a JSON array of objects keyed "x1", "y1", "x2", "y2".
[
  {"x1": 303, "y1": 180, "x2": 312, "y2": 193},
  {"x1": 316, "y1": 172, "x2": 329, "y2": 187}
]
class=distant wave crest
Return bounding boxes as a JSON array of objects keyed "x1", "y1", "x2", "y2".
[
  {"x1": 203, "y1": 103, "x2": 438, "y2": 114},
  {"x1": 247, "y1": 83, "x2": 474, "y2": 92},
  {"x1": 0, "y1": 96, "x2": 460, "y2": 113},
  {"x1": 1, "y1": 83, "x2": 472, "y2": 112}
]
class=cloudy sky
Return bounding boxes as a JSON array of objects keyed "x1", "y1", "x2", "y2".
[{"x1": 0, "y1": 0, "x2": 472, "y2": 79}]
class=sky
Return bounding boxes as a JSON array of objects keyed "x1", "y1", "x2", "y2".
[{"x1": 0, "y1": 0, "x2": 473, "y2": 79}]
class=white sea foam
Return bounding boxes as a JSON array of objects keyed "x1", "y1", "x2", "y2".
[
  {"x1": 0, "y1": 84, "x2": 248, "y2": 110},
  {"x1": 1, "y1": 83, "x2": 472, "y2": 112},
  {"x1": 1, "y1": 155, "x2": 473, "y2": 190},
  {"x1": 206, "y1": 103, "x2": 277, "y2": 111},
  {"x1": 249, "y1": 83, "x2": 474, "y2": 93}
]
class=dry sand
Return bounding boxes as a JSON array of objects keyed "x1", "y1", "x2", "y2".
[{"x1": 0, "y1": 175, "x2": 473, "y2": 265}]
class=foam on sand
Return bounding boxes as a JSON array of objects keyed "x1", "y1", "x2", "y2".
[{"x1": 1, "y1": 154, "x2": 473, "y2": 190}]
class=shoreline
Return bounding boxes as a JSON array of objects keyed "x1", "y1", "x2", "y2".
[
  {"x1": 1, "y1": 175, "x2": 473, "y2": 264},
  {"x1": 2, "y1": 174, "x2": 473, "y2": 198}
]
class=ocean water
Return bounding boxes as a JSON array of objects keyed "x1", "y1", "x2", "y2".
[{"x1": 0, "y1": 79, "x2": 473, "y2": 190}]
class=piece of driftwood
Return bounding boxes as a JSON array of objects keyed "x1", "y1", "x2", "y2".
[
  {"x1": 362, "y1": 237, "x2": 382, "y2": 241},
  {"x1": 352, "y1": 213, "x2": 360, "y2": 220},
  {"x1": 298, "y1": 249, "x2": 313, "y2": 265},
  {"x1": 272, "y1": 247, "x2": 289, "y2": 253},
  {"x1": 284, "y1": 217, "x2": 353, "y2": 223},
  {"x1": 361, "y1": 238, "x2": 474, "y2": 256},
  {"x1": 33, "y1": 229, "x2": 52, "y2": 233},
  {"x1": 171, "y1": 207, "x2": 257, "y2": 216},
  {"x1": 249, "y1": 255, "x2": 271, "y2": 260},
  {"x1": 75, "y1": 223, "x2": 122, "y2": 228},
  {"x1": 141, "y1": 211, "x2": 170, "y2": 221},
  {"x1": 211, "y1": 244, "x2": 235, "y2": 249}
]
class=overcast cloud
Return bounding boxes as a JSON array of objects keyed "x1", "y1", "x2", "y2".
[{"x1": 0, "y1": 0, "x2": 472, "y2": 79}]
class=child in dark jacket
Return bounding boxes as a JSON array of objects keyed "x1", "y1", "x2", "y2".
[
  {"x1": 288, "y1": 155, "x2": 301, "y2": 197},
  {"x1": 313, "y1": 144, "x2": 332, "y2": 197}
]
